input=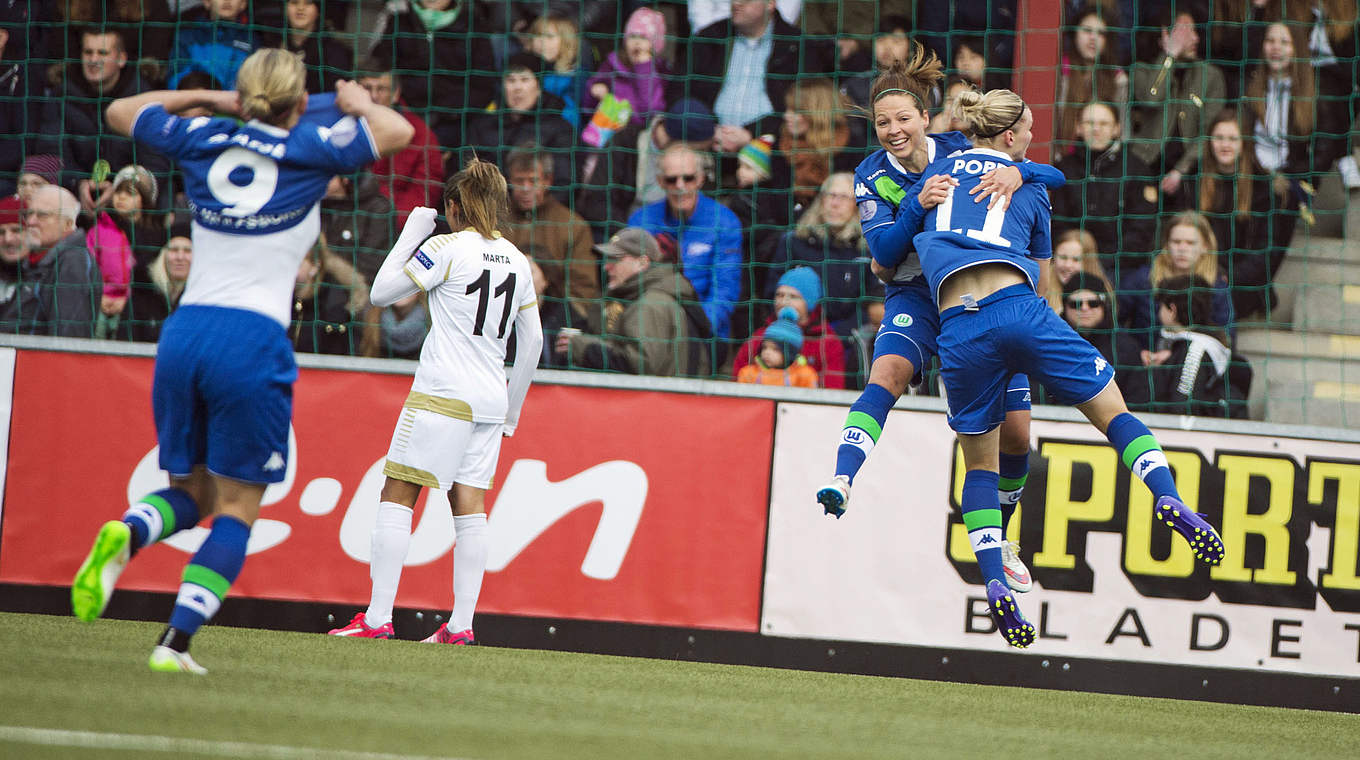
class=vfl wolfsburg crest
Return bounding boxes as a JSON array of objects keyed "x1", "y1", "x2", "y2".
[{"x1": 893, "y1": 314, "x2": 914, "y2": 327}]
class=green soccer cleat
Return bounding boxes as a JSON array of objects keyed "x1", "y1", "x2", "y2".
[
  {"x1": 71, "y1": 521, "x2": 132, "y2": 622},
  {"x1": 148, "y1": 645, "x2": 208, "y2": 675}
]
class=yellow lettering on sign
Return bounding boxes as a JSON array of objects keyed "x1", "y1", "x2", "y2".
[
  {"x1": 1311, "y1": 461, "x2": 1360, "y2": 591},
  {"x1": 1124, "y1": 450, "x2": 1201, "y2": 577},
  {"x1": 1215, "y1": 454, "x2": 1296, "y2": 585},
  {"x1": 1034, "y1": 442, "x2": 1116, "y2": 569}
]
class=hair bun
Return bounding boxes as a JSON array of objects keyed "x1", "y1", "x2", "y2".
[{"x1": 955, "y1": 90, "x2": 984, "y2": 109}]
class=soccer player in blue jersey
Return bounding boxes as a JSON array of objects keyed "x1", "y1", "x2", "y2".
[
  {"x1": 70, "y1": 48, "x2": 414, "y2": 673},
  {"x1": 817, "y1": 44, "x2": 1064, "y2": 596},
  {"x1": 900, "y1": 88, "x2": 1226, "y2": 648}
]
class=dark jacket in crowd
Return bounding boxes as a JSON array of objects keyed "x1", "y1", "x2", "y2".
[
  {"x1": 291, "y1": 276, "x2": 361, "y2": 356},
  {"x1": 257, "y1": 26, "x2": 353, "y2": 94},
  {"x1": 370, "y1": 2, "x2": 497, "y2": 145},
  {"x1": 765, "y1": 231, "x2": 882, "y2": 337},
  {"x1": 0, "y1": 18, "x2": 48, "y2": 196},
  {"x1": 321, "y1": 173, "x2": 395, "y2": 286},
  {"x1": 0, "y1": 229, "x2": 101, "y2": 338},
  {"x1": 563, "y1": 262, "x2": 712, "y2": 377},
  {"x1": 1123, "y1": 329, "x2": 1247, "y2": 419},
  {"x1": 463, "y1": 91, "x2": 577, "y2": 191},
  {"x1": 1051, "y1": 141, "x2": 1160, "y2": 283},
  {"x1": 38, "y1": 65, "x2": 170, "y2": 195}
]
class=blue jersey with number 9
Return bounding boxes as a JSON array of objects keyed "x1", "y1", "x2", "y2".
[
  {"x1": 128, "y1": 98, "x2": 379, "y2": 326},
  {"x1": 909, "y1": 148, "x2": 1053, "y2": 307},
  {"x1": 131, "y1": 98, "x2": 377, "y2": 235}
]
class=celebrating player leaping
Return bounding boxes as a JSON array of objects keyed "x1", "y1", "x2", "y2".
[
  {"x1": 896, "y1": 88, "x2": 1227, "y2": 648},
  {"x1": 71, "y1": 49, "x2": 414, "y2": 674},
  {"x1": 328, "y1": 159, "x2": 542, "y2": 645},
  {"x1": 817, "y1": 42, "x2": 1065, "y2": 597}
]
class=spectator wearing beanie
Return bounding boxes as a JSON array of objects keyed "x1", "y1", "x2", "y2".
[
  {"x1": 584, "y1": 7, "x2": 670, "y2": 128},
  {"x1": 732, "y1": 266, "x2": 846, "y2": 388},
  {"x1": 17, "y1": 155, "x2": 61, "y2": 204},
  {"x1": 737, "y1": 305, "x2": 819, "y2": 387},
  {"x1": 736, "y1": 135, "x2": 774, "y2": 187}
]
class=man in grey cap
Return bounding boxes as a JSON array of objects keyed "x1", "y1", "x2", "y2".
[{"x1": 554, "y1": 227, "x2": 711, "y2": 377}]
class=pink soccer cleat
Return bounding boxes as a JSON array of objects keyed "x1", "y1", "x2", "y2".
[
  {"x1": 327, "y1": 612, "x2": 394, "y2": 639},
  {"x1": 420, "y1": 624, "x2": 474, "y2": 645}
]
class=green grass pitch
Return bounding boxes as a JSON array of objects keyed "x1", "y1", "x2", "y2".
[{"x1": 1, "y1": 612, "x2": 1351, "y2": 759}]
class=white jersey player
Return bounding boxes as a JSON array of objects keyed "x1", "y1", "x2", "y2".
[{"x1": 329, "y1": 158, "x2": 542, "y2": 644}]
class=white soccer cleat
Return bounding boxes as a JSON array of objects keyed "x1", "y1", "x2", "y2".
[
  {"x1": 148, "y1": 645, "x2": 208, "y2": 675},
  {"x1": 817, "y1": 475, "x2": 851, "y2": 518},
  {"x1": 1001, "y1": 540, "x2": 1033, "y2": 593}
]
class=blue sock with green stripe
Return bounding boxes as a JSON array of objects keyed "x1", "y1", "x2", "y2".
[
  {"x1": 122, "y1": 488, "x2": 201, "y2": 555},
  {"x1": 961, "y1": 470, "x2": 1005, "y2": 586},
  {"x1": 997, "y1": 451, "x2": 1028, "y2": 530},
  {"x1": 168, "y1": 515, "x2": 250, "y2": 637},
  {"x1": 835, "y1": 383, "x2": 895, "y2": 484},
  {"x1": 1107, "y1": 413, "x2": 1177, "y2": 500}
]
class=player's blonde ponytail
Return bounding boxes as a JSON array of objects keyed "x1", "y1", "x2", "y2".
[
  {"x1": 955, "y1": 89, "x2": 1026, "y2": 142},
  {"x1": 235, "y1": 49, "x2": 307, "y2": 125},
  {"x1": 443, "y1": 157, "x2": 509, "y2": 240}
]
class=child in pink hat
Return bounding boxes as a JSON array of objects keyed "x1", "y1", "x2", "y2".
[{"x1": 584, "y1": 7, "x2": 669, "y2": 128}]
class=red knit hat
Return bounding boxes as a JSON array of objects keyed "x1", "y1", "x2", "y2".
[{"x1": 0, "y1": 195, "x2": 23, "y2": 226}]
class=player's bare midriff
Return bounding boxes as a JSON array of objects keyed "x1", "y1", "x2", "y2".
[{"x1": 937, "y1": 262, "x2": 1027, "y2": 313}]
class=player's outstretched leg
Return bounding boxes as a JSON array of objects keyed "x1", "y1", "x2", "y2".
[
  {"x1": 960, "y1": 469, "x2": 1034, "y2": 646},
  {"x1": 73, "y1": 488, "x2": 203, "y2": 622},
  {"x1": 1106, "y1": 413, "x2": 1225, "y2": 566},
  {"x1": 71, "y1": 521, "x2": 132, "y2": 622},
  {"x1": 820, "y1": 383, "x2": 895, "y2": 517},
  {"x1": 987, "y1": 579, "x2": 1035, "y2": 648}
]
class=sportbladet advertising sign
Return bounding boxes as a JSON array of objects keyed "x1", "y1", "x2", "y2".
[{"x1": 763, "y1": 403, "x2": 1360, "y2": 678}]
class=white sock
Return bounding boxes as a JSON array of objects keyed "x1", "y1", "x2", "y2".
[
  {"x1": 364, "y1": 501, "x2": 413, "y2": 628},
  {"x1": 450, "y1": 513, "x2": 488, "y2": 633}
]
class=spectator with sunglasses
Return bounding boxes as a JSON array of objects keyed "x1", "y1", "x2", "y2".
[
  {"x1": 627, "y1": 143, "x2": 742, "y2": 344},
  {"x1": 1060, "y1": 271, "x2": 1148, "y2": 407}
]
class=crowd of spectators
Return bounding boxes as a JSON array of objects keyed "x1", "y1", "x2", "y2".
[{"x1": 1, "y1": 1, "x2": 1357, "y2": 419}]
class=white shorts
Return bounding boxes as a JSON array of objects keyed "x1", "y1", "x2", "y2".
[{"x1": 383, "y1": 406, "x2": 503, "y2": 490}]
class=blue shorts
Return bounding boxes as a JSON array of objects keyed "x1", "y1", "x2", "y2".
[
  {"x1": 939, "y1": 284, "x2": 1113, "y2": 434},
  {"x1": 153, "y1": 305, "x2": 298, "y2": 484},
  {"x1": 875, "y1": 277, "x2": 1032, "y2": 410},
  {"x1": 872, "y1": 278, "x2": 941, "y2": 382}
]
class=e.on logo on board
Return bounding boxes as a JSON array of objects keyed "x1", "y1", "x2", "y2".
[
  {"x1": 125, "y1": 436, "x2": 649, "y2": 583},
  {"x1": 0, "y1": 352, "x2": 774, "y2": 631}
]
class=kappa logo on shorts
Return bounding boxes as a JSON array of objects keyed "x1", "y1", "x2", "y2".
[
  {"x1": 1095, "y1": 357, "x2": 1108, "y2": 375},
  {"x1": 263, "y1": 452, "x2": 285, "y2": 472},
  {"x1": 893, "y1": 314, "x2": 914, "y2": 327},
  {"x1": 414, "y1": 251, "x2": 435, "y2": 270}
]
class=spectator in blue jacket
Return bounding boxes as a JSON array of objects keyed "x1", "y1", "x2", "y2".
[
  {"x1": 628, "y1": 144, "x2": 742, "y2": 341},
  {"x1": 169, "y1": 0, "x2": 256, "y2": 89}
]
